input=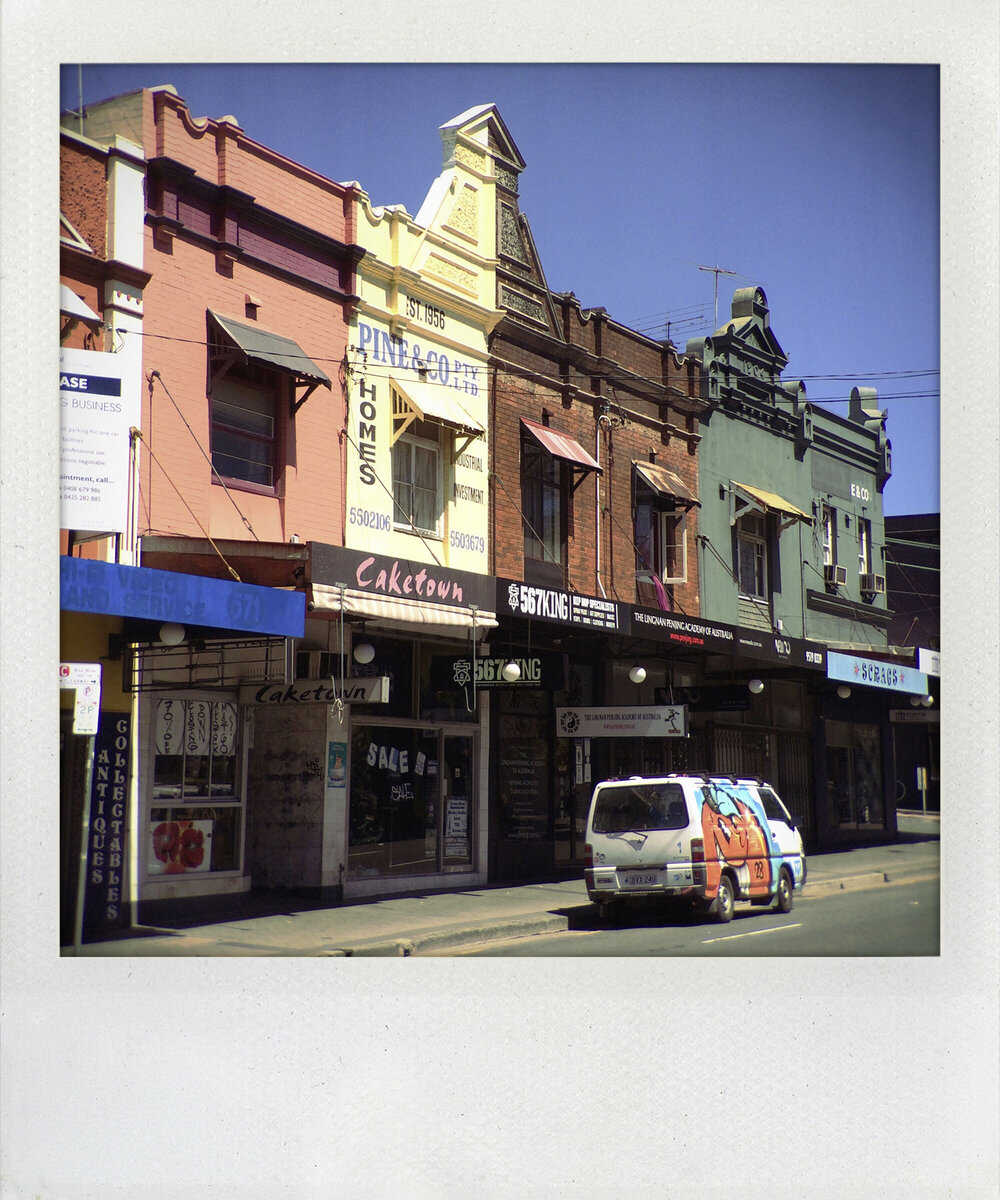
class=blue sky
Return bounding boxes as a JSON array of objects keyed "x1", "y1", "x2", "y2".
[{"x1": 60, "y1": 62, "x2": 940, "y2": 516}]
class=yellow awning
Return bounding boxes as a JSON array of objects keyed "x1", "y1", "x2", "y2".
[
  {"x1": 390, "y1": 374, "x2": 484, "y2": 438},
  {"x1": 732, "y1": 480, "x2": 812, "y2": 523}
]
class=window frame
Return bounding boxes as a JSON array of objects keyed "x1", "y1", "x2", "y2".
[
  {"x1": 392, "y1": 417, "x2": 444, "y2": 538},
  {"x1": 209, "y1": 364, "x2": 283, "y2": 495},
  {"x1": 146, "y1": 693, "x2": 246, "y2": 879},
  {"x1": 858, "y1": 516, "x2": 873, "y2": 575},
  {"x1": 736, "y1": 511, "x2": 768, "y2": 600},
  {"x1": 521, "y1": 431, "x2": 567, "y2": 568},
  {"x1": 634, "y1": 488, "x2": 688, "y2": 586},
  {"x1": 821, "y1": 503, "x2": 837, "y2": 566}
]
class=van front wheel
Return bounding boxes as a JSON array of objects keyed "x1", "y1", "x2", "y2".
[
  {"x1": 716, "y1": 875, "x2": 735, "y2": 923},
  {"x1": 775, "y1": 868, "x2": 794, "y2": 914}
]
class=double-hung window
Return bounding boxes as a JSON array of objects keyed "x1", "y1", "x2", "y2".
[
  {"x1": 522, "y1": 432, "x2": 566, "y2": 570},
  {"x1": 392, "y1": 418, "x2": 442, "y2": 536},
  {"x1": 736, "y1": 512, "x2": 768, "y2": 600},
  {"x1": 210, "y1": 371, "x2": 279, "y2": 490},
  {"x1": 858, "y1": 517, "x2": 872, "y2": 575},
  {"x1": 821, "y1": 504, "x2": 836, "y2": 567}
]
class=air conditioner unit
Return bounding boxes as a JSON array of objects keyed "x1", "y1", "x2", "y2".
[
  {"x1": 860, "y1": 573, "x2": 886, "y2": 595},
  {"x1": 824, "y1": 564, "x2": 847, "y2": 586}
]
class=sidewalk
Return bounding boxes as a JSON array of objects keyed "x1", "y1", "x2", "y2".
[{"x1": 66, "y1": 832, "x2": 940, "y2": 958}]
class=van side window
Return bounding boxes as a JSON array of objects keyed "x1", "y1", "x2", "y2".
[{"x1": 758, "y1": 787, "x2": 791, "y2": 823}]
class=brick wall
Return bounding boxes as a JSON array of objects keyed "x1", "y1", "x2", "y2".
[
  {"x1": 490, "y1": 302, "x2": 702, "y2": 614},
  {"x1": 133, "y1": 91, "x2": 357, "y2": 548}
]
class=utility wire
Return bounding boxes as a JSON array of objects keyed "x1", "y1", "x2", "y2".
[
  {"x1": 148, "y1": 371, "x2": 260, "y2": 541},
  {"x1": 131, "y1": 428, "x2": 242, "y2": 582}
]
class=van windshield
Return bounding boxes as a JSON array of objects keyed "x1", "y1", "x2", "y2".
[{"x1": 592, "y1": 783, "x2": 687, "y2": 833}]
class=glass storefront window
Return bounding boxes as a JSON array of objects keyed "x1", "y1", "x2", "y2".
[
  {"x1": 348, "y1": 723, "x2": 476, "y2": 880},
  {"x1": 150, "y1": 697, "x2": 242, "y2": 875},
  {"x1": 826, "y1": 718, "x2": 883, "y2": 828}
]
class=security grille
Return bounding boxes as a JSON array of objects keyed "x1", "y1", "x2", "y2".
[{"x1": 123, "y1": 637, "x2": 288, "y2": 693}]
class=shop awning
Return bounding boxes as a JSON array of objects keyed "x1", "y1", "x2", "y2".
[
  {"x1": 633, "y1": 460, "x2": 699, "y2": 507},
  {"x1": 521, "y1": 417, "x2": 601, "y2": 474},
  {"x1": 209, "y1": 311, "x2": 331, "y2": 404},
  {"x1": 731, "y1": 480, "x2": 812, "y2": 524},
  {"x1": 390, "y1": 374, "x2": 484, "y2": 439},
  {"x1": 310, "y1": 583, "x2": 497, "y2": 632}
]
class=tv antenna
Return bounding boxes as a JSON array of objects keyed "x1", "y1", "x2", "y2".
[{"x1": 698, "y1": 264, "x2": 739, "y2": 327}]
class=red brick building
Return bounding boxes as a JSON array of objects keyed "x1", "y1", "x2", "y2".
[{"x1": 470, "y1": 109, "x2": 710, "y2": 879}]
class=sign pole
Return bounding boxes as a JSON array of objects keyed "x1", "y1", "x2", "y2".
[
  {"x1": 60, "y1": 662, "x2": 103, "y2": 955},
  {"x1": 73, "y1": 735, "x2": 97, "y2": 955}
]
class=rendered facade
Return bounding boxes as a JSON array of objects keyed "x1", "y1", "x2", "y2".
[{"x1": 59, "y1": 90, "x2": 938, "y2": 941}]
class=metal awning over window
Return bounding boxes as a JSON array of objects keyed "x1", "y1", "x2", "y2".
[
  {"x1": 390, "y1": 374, "x2": 484, "y2": 445},
  {"x1": 730, "y1": 480, "x2": 812, "y2": 529},
  {"x1": 209, "y1": 310, "x2": 331, "y2": 416},
  {"x1": 633, "y1": 460, "x2": 699, "y2": 507},
  {"x1": 521, "y1": 417, "x2": 601, "y2": 491}
]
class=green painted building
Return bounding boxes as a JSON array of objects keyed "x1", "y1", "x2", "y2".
[
  {"x1": 685, "y1": 286, "x2": 919, "y2": 850},
  {"x1": 688, "y1": 285, "x2": 891, "y2": 646}
]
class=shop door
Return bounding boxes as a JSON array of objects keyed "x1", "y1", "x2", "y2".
[{"x1": 441, "y1": 735, "x2": 474, "y2": 870}]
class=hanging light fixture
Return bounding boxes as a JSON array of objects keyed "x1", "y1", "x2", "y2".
[
  {"x1": 748, "y1": 678, "x2": 765, "y2": 694},
  {"x1": 158, "y1": 622, "x2": 185, "y2": 646},
  {"x1": 837, "y1": 685, "x2": 852, "y2": 699},
  {"x1": 501, "y1": 660, "x2": 521, "y2": 682},
  {"x1": 909, "y1": 695, "x2": 922, "y2": 706},
  {"x1": 353, "y1": 640, "x2": 375, "y2": 664},
  {"x1": 920, "y1": 694, "x2": 935, "y2": 707},
  {"x1": 628, "y1": 664, "x2": 647, "y2": 684}
]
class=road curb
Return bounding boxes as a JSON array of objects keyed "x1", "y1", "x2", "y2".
[
  {"x1": 317, "y1": 911, "x2": 570, "y2": 956},
  {"x1": 804, "y1": 869, "x2": 939, "y2": 898}
]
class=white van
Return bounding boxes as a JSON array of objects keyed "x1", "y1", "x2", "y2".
[{"x1": 584, "y1": 774, "x2": 806, "y2": 922}]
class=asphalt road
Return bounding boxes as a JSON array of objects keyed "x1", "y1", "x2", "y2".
[{"x1": 448, "y1": 877, "x2": 940, "y2": 956}]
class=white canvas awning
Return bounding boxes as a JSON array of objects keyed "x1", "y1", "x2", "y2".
[{"x1": 310, "y1": 583, "x2": 497, "y2": 632}]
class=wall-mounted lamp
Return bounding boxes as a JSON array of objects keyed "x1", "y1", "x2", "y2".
[
  {"x1": 836, "y1": 685, "x2": 852, "y2": 700},
  {"x1": 158, "y1": 622, "x2": 185, "y2": 646},
  {"x1": 909, "y1": 695, "x2": 922, "y2": 707},
  {"x1": 628, "y1": 664, "x2": 647, "y2": 684},
  {"x1": 920, "y1": 694, "x2": 934, "y2": 708},
  {"x1": 748, "y1": 678, "x2": 765, "y2": 695},
  {"x1": 353, "y1": 641, "x2": 375, "y2": 665},
  {"x1": 501, "y1": 660, "x2": 522, "y2": 683}
]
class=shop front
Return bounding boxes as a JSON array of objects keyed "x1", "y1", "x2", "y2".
[
  {"x1": 296, "y1": 544, "x2": 497, "y2": 900},
  {"x1": 814, "y1": 650, "x2": 931, "y2": 846},
  {"x1": 59, "y1": 554, "x2": 306, "y2": 936},
  {"x1": 490, "y1": 578, "x2": 627, "y2": 882}
]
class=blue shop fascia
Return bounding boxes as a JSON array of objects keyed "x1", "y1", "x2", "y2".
[{"x1": 60, "y1": 555, "x2": 305, "y2": 934}]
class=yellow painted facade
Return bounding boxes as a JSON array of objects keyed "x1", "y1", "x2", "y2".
[{"x1": 345, "y1": 106, "x2": 506, "y2": 574}]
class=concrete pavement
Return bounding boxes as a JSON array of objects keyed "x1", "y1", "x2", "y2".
[{"x1": 67, "y1": 820, "x2": 939, "y2": 957}]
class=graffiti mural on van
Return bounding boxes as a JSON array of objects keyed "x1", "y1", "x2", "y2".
[{"x1": 699, "y1": 783, "x2": 778, "y2": 900}]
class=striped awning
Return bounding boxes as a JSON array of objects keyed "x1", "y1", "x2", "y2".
[
  {"x1": 310, "y1": 583, "x2": 497, "y2": 631},
  {"x1": 390, "y1": 374, "x2": 484, "y2": 437},
  {"x1": 521, "y1": 417, "x2": 601, "y2": 474}
]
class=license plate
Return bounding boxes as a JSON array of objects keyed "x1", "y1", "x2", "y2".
[{"x1": 621, "y1": 871, "x2": 660, "y2": 888}]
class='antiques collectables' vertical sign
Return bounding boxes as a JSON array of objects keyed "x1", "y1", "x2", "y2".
[{"x1": 84, "y1": 712, "x2": 132, "y2": 938}]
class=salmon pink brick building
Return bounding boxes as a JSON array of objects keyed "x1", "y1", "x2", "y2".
[{"x1": 60, "y1": 86, "x2": 363, "y2": 926}]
